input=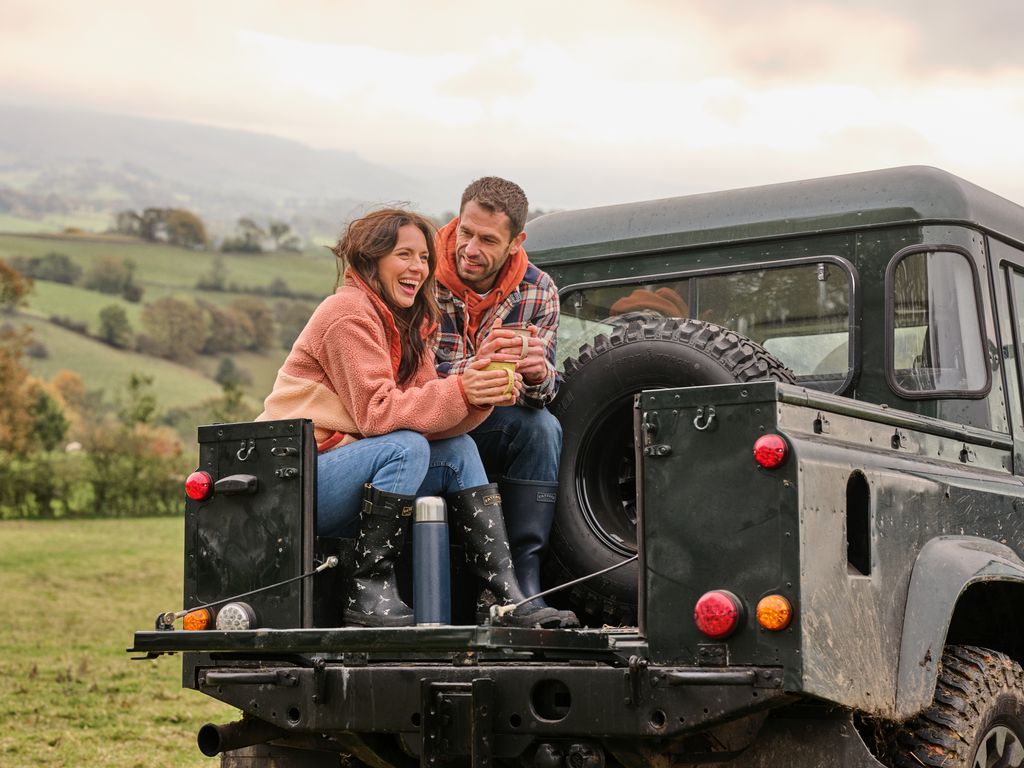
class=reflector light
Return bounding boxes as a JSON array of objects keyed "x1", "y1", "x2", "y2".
[
  {"x1": 183, "y1": 608, "x2": 211, "y2": 631},
  {"x1": 215, "y1": 602, "x2": 257, "y2": 631},
  {"x1": 185, "y1": 471, "x2": 213, "y2": 501},
  {"x1": 753, "y1": 434, "x2": 788, "y2": 469},
  {"x1": 756, "y1": 594, "x2": 793, "y2": 631},
  {"x1": 694, "y1": 590, "x2": 742, "y2": 639}
]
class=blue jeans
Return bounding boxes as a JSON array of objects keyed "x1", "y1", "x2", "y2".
[
  {"x1": 316, "y1": 431, "x2": 488, "y2": 537},
  {"x1": 469, "y1": 406, "x2": 562, "y2": 483}
]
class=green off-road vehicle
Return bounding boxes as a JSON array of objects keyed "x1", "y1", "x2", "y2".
[{"x1": 131, "y1": 166, "x2": 1024, "y2": 768}]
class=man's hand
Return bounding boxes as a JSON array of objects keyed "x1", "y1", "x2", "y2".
[
  {"x1": 516, "y1": 325, "x2": 549, "y2": 385},
  {"x1": 477, "y1": 318, "x2": 526, "y2": 363},
  {"x1": 460, "y1": 358, "x2": 523, "y2": 407},
  {"x1": 479, "y1": 319, "x2": 547, "y2": 386}
]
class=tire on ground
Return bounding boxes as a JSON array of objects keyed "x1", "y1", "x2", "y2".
[
  {"x1": 546, "y1": 316, "x2": 795, "y2": 626},
  {"x1": 888, "y1": 645, "x2": 1024, "y2": 768}
]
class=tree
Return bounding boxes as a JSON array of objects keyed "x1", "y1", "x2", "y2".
[
  {"x1": 0, "y1": 327, "x2": 33, "y2": 451},
  {"x1": 164, "y1": 209, "x2": 208, "y2": 249},
  {"x1": 28, "y1": 385, "x2": 68, "y2": 451},
  {"x1": 114, "y1": 210, "x2": 143, "y2": 237},
  {"x1": 214, "y1": 356, "x2": 252, "y2": 388},
  {"x1": 221, "y1": 218, "x2": 265, "y2": 253},
  {"x1": 230, "y1": 296, "x2": 275, "y2": 351},
  {"x1": 98, "y1": 304, "x2": 133, "y2": 348},
  {"x1": 274, "y1": 300, "x2": 314, "y2": 349},
  {"x1": 84, "y1": 256, "x2": 128, "y2": 295},
  {"x1": 196, "y1": 254, "x2": 228, "y2": 291},
  {"x1": 140, "y1": 296, "x2": 207, "y2": 361},
  {"x1": 198, "y1": 301, "x2": 254, "y2": 354},
  {"x1": 117, "y1": 372, "x2": 157, "y2": 427},
  {"x1": 1, "y1": 260, "x2": 31, "y2": 313},
  {"x1": 8, "y1": 252, "x2": 82, "y2": 284}
]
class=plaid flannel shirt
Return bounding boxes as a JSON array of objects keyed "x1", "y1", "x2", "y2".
[{"x1": 434, "y1": 263, "x2": 560, "y2": 407}]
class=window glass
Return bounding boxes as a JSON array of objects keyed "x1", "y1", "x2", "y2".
[
  {"x1": 890, "y1": 250, "x2": 986, "y2": 394},
  {"x1": 558, "y1": 262, "x2": 852, "y2": 388}
]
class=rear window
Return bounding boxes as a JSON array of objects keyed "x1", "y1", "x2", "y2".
[
  {"x1": 559, "y1": 259, "x2": 853, "y2": 391},
  {"x1": 887, "y1": 248, "x2": 988, "y2": 398}
]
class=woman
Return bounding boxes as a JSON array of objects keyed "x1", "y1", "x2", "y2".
[{"x1": 258, "y1": 209, "x2": 558, "y2": 629}]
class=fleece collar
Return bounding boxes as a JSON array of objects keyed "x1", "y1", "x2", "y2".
[{"x1": 435, "y1": 217, "x2": 528, "y2": 346}]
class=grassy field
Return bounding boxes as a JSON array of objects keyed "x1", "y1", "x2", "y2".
[
  {"x1": 0, "y1": 518, "x2": 236, "y2": 767},
  {"x1": 13, "y1": 316, "x2": 227, "y2": 411},
  {"x1": 0, "y1": 230, "x2": 331, "y2": 411}
]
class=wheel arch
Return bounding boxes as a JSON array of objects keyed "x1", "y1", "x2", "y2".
[{"x1": 894, "y1": 535, "x2": 1024, "y2": 718}]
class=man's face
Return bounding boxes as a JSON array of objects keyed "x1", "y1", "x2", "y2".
[{"x1": 454, "y1": 200, "x2": 526, "y2": 293}]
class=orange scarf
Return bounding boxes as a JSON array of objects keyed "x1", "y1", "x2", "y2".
[{"x1": 435, "y1": 217, "x2": 529, "y2": 347}]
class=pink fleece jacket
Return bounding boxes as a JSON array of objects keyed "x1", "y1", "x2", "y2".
[{"x1": 258, "y1": 271, "x2": 491, "y2": 452}]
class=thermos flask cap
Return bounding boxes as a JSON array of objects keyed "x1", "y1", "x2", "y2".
[{"x1": 415, "y1": 496, "x2": 446, "y2": 523}]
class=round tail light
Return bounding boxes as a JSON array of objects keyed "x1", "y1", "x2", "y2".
[
  {"x1": 185, "y1": 470, "x2": 213, "y2": 501},
  {"x1": 694, "y1": 590, "x2": 743, "y2": 639},
  {"x1": 183, "y1": 608, "x2": 211, "y2": 631},
  {"x1": 756, "y1": 594, "x2": 794, "y2": 631},
  {"x1": 753, "y1": 434, "x2": 788, "y2": 469},
  {"x1": 215, "y1": 602, "x2": 257, "y2": 631}
]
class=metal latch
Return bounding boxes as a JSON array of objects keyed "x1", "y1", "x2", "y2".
[
  {"x1": 641, "y1": 411, "x2": 672, "y2": 457},
  {"x1": 960, "y1": 445, "x2": 977, "y2": 463},
  {"x1": 275, "y1": 467, "x2": 299, "y2": 479}
]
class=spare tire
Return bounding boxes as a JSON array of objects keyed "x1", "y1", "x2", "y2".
[{"x1": 546, "y1": 316, "x2": 795, "y2": 626}]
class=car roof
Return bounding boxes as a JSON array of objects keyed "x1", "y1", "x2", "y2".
[{"x1": 525, "y1": 166, "x2": 1024, "y2": 264}]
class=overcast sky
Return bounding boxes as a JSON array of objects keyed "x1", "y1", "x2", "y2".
[{"x1": 2, "y1": 0, "x2": 1023, "y2": 210}]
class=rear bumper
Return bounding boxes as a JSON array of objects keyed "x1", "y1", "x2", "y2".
[{"x1": 191, "y1": 659, "x2": 785, "y2": 745}]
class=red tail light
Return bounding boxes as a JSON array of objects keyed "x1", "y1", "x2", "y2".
[
  {"x1": 694, "y1": 590, "x2": 743, "y2": 639},
  {"x1": 753, "y1": 434, "x2": 788, "y2": 469},
  {"x1": 185, "y1": 471, "x2": 213, "y2": 501}
]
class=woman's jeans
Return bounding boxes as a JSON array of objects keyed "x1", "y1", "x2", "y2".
[{"x1": 316, "y1": 431, "x2": 488, "y2": 537}]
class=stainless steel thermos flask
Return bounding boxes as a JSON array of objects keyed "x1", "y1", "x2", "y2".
[{"x1": 413, "y1": 496, "x2": 451, "y2": 626}]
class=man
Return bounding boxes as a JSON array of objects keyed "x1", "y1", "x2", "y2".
[{"x1": 434, "y1": 176, "x2": 577, "y2": 627}]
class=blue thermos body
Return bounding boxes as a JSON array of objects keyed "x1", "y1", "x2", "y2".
[{"x1": 413, "y1": 496, "x2": 451, "y2": 626}]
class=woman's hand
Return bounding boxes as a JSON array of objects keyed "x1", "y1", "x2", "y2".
[{"x1": 461, "y1": 358, "x2": 523, "y2": 407}]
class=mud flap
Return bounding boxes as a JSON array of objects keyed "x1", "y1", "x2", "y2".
[{"x1": 724, "y1": 711, "x2": 884, "y2": 768}]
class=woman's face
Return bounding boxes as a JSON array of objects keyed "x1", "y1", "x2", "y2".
[{"x1": 377, "y1": 224, "x2": 430, "y2": 310}]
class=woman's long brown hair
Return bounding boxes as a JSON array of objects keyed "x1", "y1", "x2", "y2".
[{"x1": 331, "y1": 209, "x2": 440, "y2": 384}]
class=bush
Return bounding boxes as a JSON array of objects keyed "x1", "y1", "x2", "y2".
[{"x1": 8, "y1": 252, "x2": 83, "y2": 284}]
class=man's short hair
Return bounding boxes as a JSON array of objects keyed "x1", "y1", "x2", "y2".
[{"x1": 460, "y1": 177, "x2": 529, "y2": 239}]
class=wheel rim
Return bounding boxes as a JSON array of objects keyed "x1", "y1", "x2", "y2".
[
  {"x1": 974, "y1": 723, "x2": 1024, "y2": 768},
  {"x1": 573, "y1": 398, "x2": 639, "y2": 557}
]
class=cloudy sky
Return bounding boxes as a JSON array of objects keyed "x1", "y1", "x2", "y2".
[{"x1": 2, "y1": 0, "x2": 1023, "y2": 209}]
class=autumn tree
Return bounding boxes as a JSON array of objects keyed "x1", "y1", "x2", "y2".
[
  {"x1": 139, "y1": 296, "x2": 207, "y2": 361},
  {"x1": 1, "y1": 260, "x2": 31, "y2": 313},
  {"x1": 164, "y1": 209, "x2": 208, "y2": 249},
  {"x1": 0, "y1": 326, "x2": 34, "y2": 451},
  {"x1": 230, "y1": 296, "x2": 275, "y2": 351}
]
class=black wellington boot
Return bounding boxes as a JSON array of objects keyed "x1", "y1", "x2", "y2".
[
  {"x1": 500, "y1": 479, "x2": 580, "y2": 629},
  {"x1": 342, "y1": 484, "x2": 416, "y2": 628},
  {"x1": 448, "y1": 484, "x2": 561, "y2": 628}
]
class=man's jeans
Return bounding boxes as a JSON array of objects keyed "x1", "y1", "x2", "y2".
[
  {"x1": 468, "y1": 406, "x2": 562, "y2": 483},
  {"x1": 316, "y1": 431, "x2": 488, "y2": 537}
]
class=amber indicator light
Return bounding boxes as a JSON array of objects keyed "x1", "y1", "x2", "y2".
[
  {"x1": 183, "y1": 608, "x2": 211, "y2": 631},
  {"x1": 756, "y1": 594, "x2": 793, "y2": 631}
]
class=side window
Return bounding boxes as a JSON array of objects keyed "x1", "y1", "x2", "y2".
[
  {"x1": 888, "y1": 248, "x2": 988, "y2": 397},
  {"x1": 558, "y1": 260, "x2": 853, "y2": 391}
]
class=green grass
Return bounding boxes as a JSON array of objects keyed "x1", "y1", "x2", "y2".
[
  {"x1": 0, "y1": 232, "x2": 328, "y2": 413},
  {"x1": 0, "y1": 518, "x2": 236, "y2": 767},
  {"x1": 0, "y1": 232, "x2": 336, "y2": 298},
  {"x1": 15, "y1": 316, "x2": 225, "y2": 411}
]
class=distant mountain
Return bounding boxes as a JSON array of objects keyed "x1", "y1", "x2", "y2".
[{"x1": 0, "y1": 105, "x2": 443, "y2": 237}]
